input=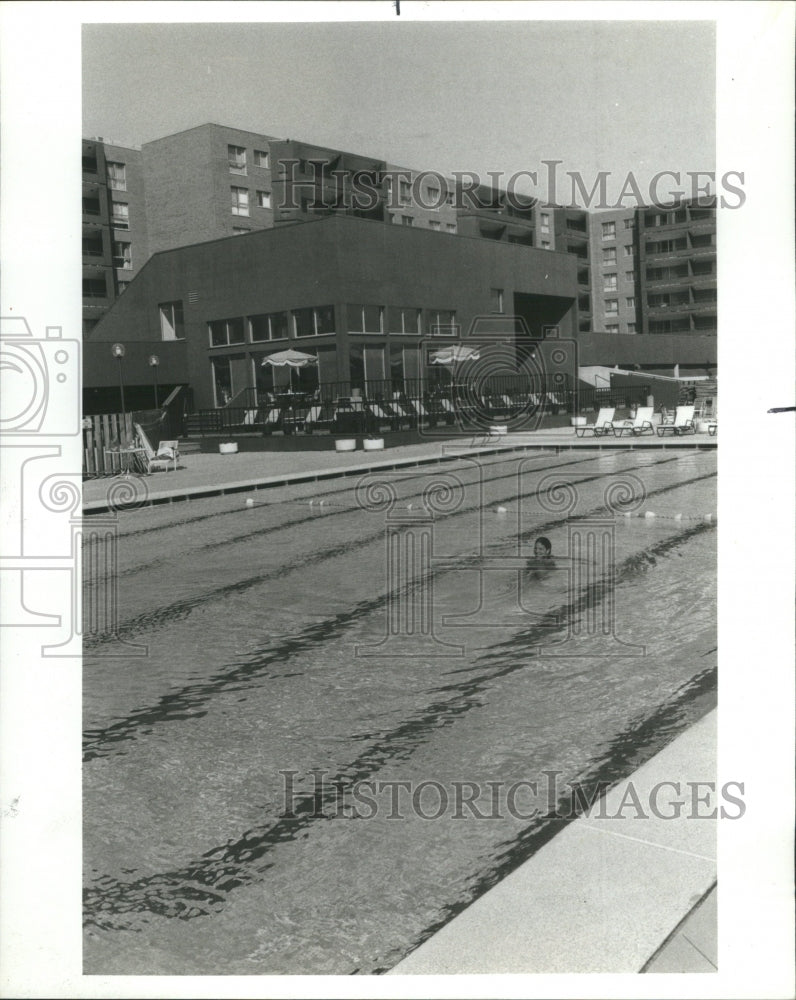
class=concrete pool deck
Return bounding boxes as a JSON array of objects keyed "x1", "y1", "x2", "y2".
[
  {"x1": 388, "y1": 708, "x2": 717, "y2": 975},
  {"x1": 82, "y1": 426, "x2": 716, "y2": 513}
]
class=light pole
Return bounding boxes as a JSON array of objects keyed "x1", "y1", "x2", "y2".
[
  {"x1": 112, "y1": 343, "x2": 126, "y2": 417},
  {"x1": 149, "y1": 354, "x2": 160, "y2": 409}
]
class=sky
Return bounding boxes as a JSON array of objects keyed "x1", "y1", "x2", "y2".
[{"x1": 82, "y1": 18, "x2": 715, "y2": 205}]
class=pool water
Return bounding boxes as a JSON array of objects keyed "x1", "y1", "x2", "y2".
[{"x1": 83, "y1": 448, "x2": 717, "y2": 974}]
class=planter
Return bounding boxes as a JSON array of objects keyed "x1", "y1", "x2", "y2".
[
  {"x1": 362, "y1": 437, "x2": 385, "y2": 451},
  {"x1": 571, "y1": 416, "x2": 587, "y2": 427},
  {"x1": 334, "y1": 438, "x2": 357, "y2": 452},
  {"x1": 696, "y1": 420, "x2": 711, "y2": 434},
  {"x1": 219, "y1": 442, "x2": 238, "y2": 455}
]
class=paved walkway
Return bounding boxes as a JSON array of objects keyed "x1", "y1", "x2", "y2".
[{"x1": 83, "y1": 427, "x2": 716, "y2": 512}]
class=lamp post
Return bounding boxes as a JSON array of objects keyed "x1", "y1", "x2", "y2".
[
  {"x1": 149, "y1": 354, "x2": 160, "y2": 409},
  {"x1": 112, "y1": 343, "x2": 126, "y2": 417}
]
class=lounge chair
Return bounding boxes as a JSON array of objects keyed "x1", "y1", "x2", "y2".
[
  {"x1": 574, "y1": 407, "x2": 615, "y2": 437},
  {"x1": 134, "y1": 423, "x2": 180, "y2": 472},
  {"x1": 261, "y1": 408, "x2": 282, "y2": 434},
  {"x1": 612, "y1": 406, "x2": 655, "y2": 437},
  {"x1": 656, "y1": 405, "x2": 696, "y2": 436}
]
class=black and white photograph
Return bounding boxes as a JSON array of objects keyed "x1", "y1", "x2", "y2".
[{"x1": 0, "y1": 2, "x2": 793, "y2": 997}]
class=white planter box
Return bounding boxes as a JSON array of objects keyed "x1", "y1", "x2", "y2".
[
  {"x1": 363, "y1": 438, "x2": 385, "y2": 451},
  {"x1": 335, "y1": 438, "x2": 357, "y2": 452},
  {"x1": 219, "y1": 442, "x2": 238, "y2": 454}
]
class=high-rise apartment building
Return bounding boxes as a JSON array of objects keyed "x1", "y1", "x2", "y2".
[
  {"x1": 637, "y1": 198, "x2": 717, "y2": 336},
  {"x1": 589, "y1": 207, "x2": 640, "y2": 335}
]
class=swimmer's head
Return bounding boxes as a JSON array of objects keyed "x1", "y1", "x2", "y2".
[{"x1": 534, "y1": 537, "x2": 552, "y2": 557}]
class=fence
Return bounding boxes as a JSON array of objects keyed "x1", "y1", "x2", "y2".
[
  {"x1": 82, "y1": 409, "x2": 170, "y2": 478},
  {"x1": 188, "y1": 377, "x2": 652, "y2": 437}
]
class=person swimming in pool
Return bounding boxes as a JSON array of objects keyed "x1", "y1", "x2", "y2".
[{"x1": 526, "y1": 536, "x2": 556, "y2": 580}]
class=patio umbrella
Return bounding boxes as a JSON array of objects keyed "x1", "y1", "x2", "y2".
[
  {"x1": 430, "y1": 344, "x2": 481, "y2": 386},
  {"x1": 429, "y1": 344, "x2": 481, "y2": 366},
  {"x1": 261, "y1": 348, "x2": 318, "y2": 391}
]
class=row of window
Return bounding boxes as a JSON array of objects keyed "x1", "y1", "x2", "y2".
[
  {"x1": 604, "y1": 323, "x2": 637, "y2": 334},
  {"x1": 646, "y1": 260, "x2": 715, "y2": 280},
  {"x1": 601, "y1": 219, "x2": 636, "y2": 238},
  {"x1": 231, "y1": 186, "x2": 271, "y2": 216},
  {"x1": 228, "y1": 145, "x2": 270, "y2": 174},
  {"x1": 645, "y1": 234, "x2": 715, "y2": 254},
  {"x1": 602, "y1": 245, "x2": 636, "y2": 265},
  {"x1": 603, "y1": 273, "x2": 638, "y2": 291},
  {"x1": 391, "y1": 214, "x2": 457, "y2": 232},
  {"x1": 603, "y1": 298, "x2": 636, "y2": 314},
  {"x1": 206, "y1": 305, "x2": 459, "y2": 347}
]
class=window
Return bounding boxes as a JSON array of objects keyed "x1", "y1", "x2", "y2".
[
  {"x1": 624, "y1": 218, "x2": 636, "y2": 229},
  {"x1": 208, "y1": 317, "x2": 245, "y2": 347},
  {"x1": 426, "y1": 185, "x2": 440, "y2": 205},
  {"x1": 401, "y1": 215, "x2": 413, "y2": 226},
  {"x1": 428, "y1": 309, "x2": 456, "y2": 335},
  {"x1": 349, "y1": 304, "x2": 383, "y2": 334},
  {"x1": 691, "y1": 260, "x2": 715, "y2": 277},
  {"x1": 691, "y1": 233, "x2": 715, "y2": 248},
  {"x1": 429, "y1": 220, "x2": 441, "y2": 230},
  {"x1": 445, "y1": 223, "x2": 456, "y2": 233},
  {"x1": 623, "y1": 245, "x2": 635, "y2": 257},
  {"x1": 159, "y1": 301, "x2": 184, "y2": 340},
  {"x1": 603, "y1": 248, "x2": 616, "y2": 264},
  {"x1": 605, "y1": 299, "x2": 618, "y2": 314},
  {"x1": 256, "y1": 190, "x2": 271, "y2": 209},
  {"x1": 446, "y1": 190, "x2": 455, "y2": 206},
  {"x1": 626, "y1": 296, "x2": 635, "y2": 308},
  {"x1": 541, "y1": 240, "x2": 551, "y2": 249},
  {"x1": 83, "y1": 278, "x2": 107, "y2": 298},
  {"x1": 540, "y1": 212, "x2": 550, "y2": 232},
  {"x1": 82, "y1": 233, "x2": 104, "y2": 257},
  {"x1": 111, "y1": 202, "x2": 129, "y2": 229},
  {"x1": 646, "y1": 237, "x2": 688, "y2": 254},
  {"x1": 112, "y1": 241, "x2": 131, "y2": 269},
  {"x1": 231, "y1": 187, "x2": 249, "y2": 216},
  {"x1": 628, "y1": 323, "x2": 637, "y2": 333},
  {"x1": 625, "y1": 271, "x2": 636, "y2": 282},
  {"x1": 228, "y1": 145, "x2": 247, "y2": 174},
  {"x1": 83, "y1": 196, "x2": 101, "y2": 216},
  {"x1": 490, "y1": 288, "x2": 504, "y2": 313},
  {"x1": 107, "y1": 162, "x2": 126, "y2": 191},
  {"x1": 604, "y1": 274, "x2": 617, "y2": 291},
  {"x1": 602, "y1": 221, "x2": 616, "y2": 239},
  {"x1": 212, "y1": 356, "x2": 233, "y2": 406},
  {"x1": 399, "y1": 179, "x2": 411, "y2": 205},
  {"x1": 647, "y1": 263, "x2": 690, "y2": 281},
  {"x1": 250, "y1": 311, "x2": 289, "y2": 341},
  {"x1": 293, "y1": 305, "x2": 336, "y2": 338},
  {"x1": 254, "y1": 149, "x2": 270, "y2": 168},
  {"x1": 232, "y1": 227, "x2": 250, "y2": 235},
  {"x1": 605, "y1": 324, "x2": 619, "y2": 334},
  {"x1": 389, "y1": 307, "x2": 422, "y2": 335}
]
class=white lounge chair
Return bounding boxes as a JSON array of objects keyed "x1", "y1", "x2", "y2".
[
  {"x1": 574, "y1": 407, "x2": 615, "y2": 437},
  {"x1": 612, "y1": 406, "x2": 655, "y2": 437},
  {"x1": 134, "y1": 423, "x2": 179, "y2": 472},
  {"x1": 656, "y1": 405, "x2": 696, "y2": 436}
]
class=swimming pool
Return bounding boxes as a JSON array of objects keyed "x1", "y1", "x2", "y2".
[{"x1": 83, "y1": 447, "x2": 717, "y2": 974}]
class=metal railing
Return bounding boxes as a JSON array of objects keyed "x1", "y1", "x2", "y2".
[{"x1": 189, "y1": 376, "x2": 651, "y2": 436}]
